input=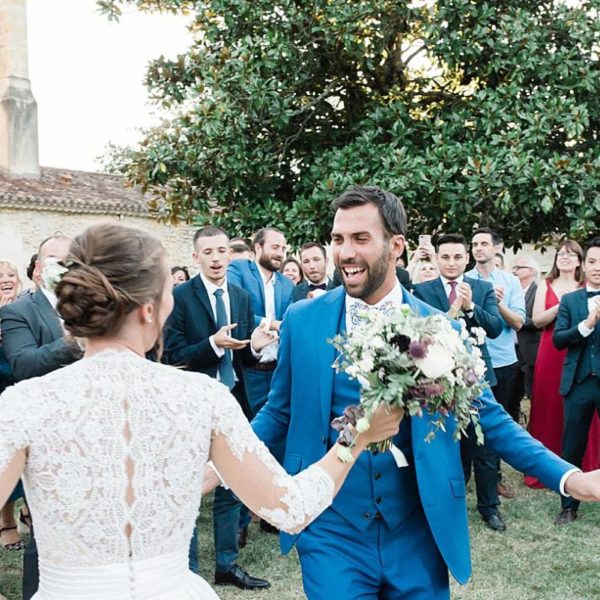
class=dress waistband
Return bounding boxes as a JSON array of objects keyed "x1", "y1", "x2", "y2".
[{"x1": 37, "y1": 550, "x2": 189, "y2": 599}]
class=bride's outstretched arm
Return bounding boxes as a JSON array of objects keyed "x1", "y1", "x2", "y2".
[{"x1": 209, "y1": 389, "x2": 402, "y2": 534}]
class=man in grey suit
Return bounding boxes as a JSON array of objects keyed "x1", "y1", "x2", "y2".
[
  {"x1": 512, "y1": 254, "x2": 542, "y2": 399},
  {"x1": 0, "y1": 235, "x2": 82, "y2": 600}
]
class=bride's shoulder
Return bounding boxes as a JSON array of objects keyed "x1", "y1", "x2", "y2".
[{"x1": 147, "y1": 360, "x2": 230, "y2": 400}]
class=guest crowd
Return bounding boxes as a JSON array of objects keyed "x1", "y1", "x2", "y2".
[{"x1": 2, "y1": 221, "x2": 600, "y2": 598}]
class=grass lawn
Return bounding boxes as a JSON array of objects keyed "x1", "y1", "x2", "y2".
[{"x1": 2, "y1": 465, "x2": 600, "y2": 599}]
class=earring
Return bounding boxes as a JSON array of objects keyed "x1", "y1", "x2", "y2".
[{"x1": 146, "y1": 317, "x2": 153, "y2": 324}]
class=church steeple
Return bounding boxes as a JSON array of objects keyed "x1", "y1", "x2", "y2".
[{"x1": 0, "y1": 0, "x2": 40, "y2": 177}]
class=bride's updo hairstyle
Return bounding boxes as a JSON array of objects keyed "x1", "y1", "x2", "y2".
[{"x1": 56, "y1": 223, "x2": 166, "y2": 338}]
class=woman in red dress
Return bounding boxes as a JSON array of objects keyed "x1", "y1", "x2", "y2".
[{"x1": 524, "y1": 240, "x2": 600, "y2": 488}]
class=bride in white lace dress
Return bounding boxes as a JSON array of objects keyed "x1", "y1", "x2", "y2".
[{"x1": 0, "y1": 224, "x2": 402, "y2": 600}]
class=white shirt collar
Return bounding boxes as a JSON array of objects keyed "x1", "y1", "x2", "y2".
[
  {"x1": 345, "y1": 280, "x2": 404, "y2": 311},
  {"x1": 586, "y1": 285, "x2": 600, "y2": 293},
  {"x1": 199, "y1": 272, "x2": 227, "y2": 296},
  {"x1": 440, "y1": 274, "x2": 464, "y2": 287},
  {"x1": 256, "y1": 263, "x2": 275, "y2": 286},
  {"x1": 40, "y1": 286, "x2": 58, "y2": 310}
]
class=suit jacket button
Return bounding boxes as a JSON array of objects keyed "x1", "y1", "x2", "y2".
[
  {"x1": 374, "y1": 472, "x2": 381, "y2": 480},
  {"x1": 375, "y1": 497, "x2": 382, "y2": 505},
  {"x1": 363, "y1": 512, "x2": 371, "y2": 520},
  {"x1": 321, "y1": 436, "x2": 326, "y2": 445}
]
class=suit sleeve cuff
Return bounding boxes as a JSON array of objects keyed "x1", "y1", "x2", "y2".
[
  {"x1": 209, "y1": 335, "x2": 225, "y2": 357},
  {"x1": 578, "y1": 321, "x2": 594, "y2": 337},
  {"x1": 560, "y1": 468, "x2": 582, "y2": 496}
]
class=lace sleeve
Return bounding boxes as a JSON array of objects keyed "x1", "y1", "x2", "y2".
[
  {"x1": 207, "y1": 381, "x2": 334, "y2": 534},
  {"x1": 0, "y1": 384, "x2": 30, "y2": 504}
]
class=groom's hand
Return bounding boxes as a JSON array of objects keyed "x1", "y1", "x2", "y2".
[{"x1": 564, "y1": 470, "x2": 600, "y2": 501}]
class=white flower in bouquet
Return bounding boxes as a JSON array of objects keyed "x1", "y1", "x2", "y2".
[
  {"x1": 415, "y1": 344, "x2": 455, "y2": 379},
  {"x1": 330, "y1": 307, "x2": 488, "y2": 461},
  {"x1": 41, "y1": 257, "x2": 69, "y2": 292}
]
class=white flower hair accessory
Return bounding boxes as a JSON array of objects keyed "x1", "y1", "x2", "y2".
[{"x1": 41, "y1": 257, "x2": 70, "y2": 293}]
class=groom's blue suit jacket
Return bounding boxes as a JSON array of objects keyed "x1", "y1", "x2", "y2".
[{"x1": 252, "y1": 285, "x2": 572, "y2": 584}]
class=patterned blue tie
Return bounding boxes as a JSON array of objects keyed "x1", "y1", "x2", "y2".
[{"x1": 214, "y1": 289, "x2": 235, "y2": 390}]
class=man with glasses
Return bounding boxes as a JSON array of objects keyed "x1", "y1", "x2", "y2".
[{"x1": 512, "y1": 255, "x2": 542, "y2": 400}]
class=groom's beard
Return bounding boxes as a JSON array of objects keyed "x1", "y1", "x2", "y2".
[{"x1": 341, "y1": 248, "x2": 390, "y2": 301}]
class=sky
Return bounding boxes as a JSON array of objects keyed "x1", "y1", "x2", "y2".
[{"x1": 27, "y1": 0, "x2": 191, "y2": 172}]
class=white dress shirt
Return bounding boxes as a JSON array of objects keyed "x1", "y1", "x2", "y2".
[{"x1": 258, "y1": 267, "x2": 279, "y2": 362}]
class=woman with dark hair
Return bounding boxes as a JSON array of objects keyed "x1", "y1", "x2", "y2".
[
  {"x1": 281, "y1": 257, "x2": 303, "y2": 285},
  {"x1": 171, "y1": 265, "x2": 190, "y2": 287},
  {"x1": 0, "y1": 223, "x2": 401, "y2": 599},
  {"x1": 524, "y1": 240, "x2": 600, "y2": 488}
]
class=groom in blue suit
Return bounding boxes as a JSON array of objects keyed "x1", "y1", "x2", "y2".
[{"x1": 253, "y1": 187, "x2": 600, "y2": 599}]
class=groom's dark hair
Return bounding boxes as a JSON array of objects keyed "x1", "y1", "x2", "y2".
[{"x1": 332, "y1": 186, "x2": 407, "y2": 237}]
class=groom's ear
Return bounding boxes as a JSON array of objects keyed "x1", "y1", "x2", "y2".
[{"x1": 389, "y1": 234, "x2": 405, "y2": 259}]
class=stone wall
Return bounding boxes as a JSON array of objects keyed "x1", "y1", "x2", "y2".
[{"x1": 0, "y1": 208, "x2": 199, "y2": 282}]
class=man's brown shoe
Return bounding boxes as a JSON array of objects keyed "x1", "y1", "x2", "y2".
[
  {"x1": 496, "y1": 482, "x2": 515, "y2": 499},
  {"x1": 555, "y1": 508, "x2": 577, "y2": 525}
]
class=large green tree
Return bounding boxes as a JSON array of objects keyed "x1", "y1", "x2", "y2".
[{"x1": 100, "y1": 0, "x2": 600, "y2": 248}]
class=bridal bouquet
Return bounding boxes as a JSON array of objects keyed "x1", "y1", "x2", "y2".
[{"x1": 330, "y1": 305, "x2": 487, "y2": 462}]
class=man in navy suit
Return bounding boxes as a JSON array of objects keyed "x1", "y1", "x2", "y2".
[
  {"x1": 292, "y1": 242, "x2": 335, "y2": 302},
  {"x1": 413, "y1": 233, "x2": 505, "y2": 531},
  {"x1": 164, "y1": 226, "x2": 274, "y2": 590},
  {"x1": 0, "y1": 235, "x2": 83, "y2": 600},
  {"x1": 227, "y1": 227, "x2": 294, "y2": 417},
  {"x1": 554, "y1": 237, "x2": 600, "y2": 525},
  {"x1": 252, "y1": 187, "x2": 600, "y2": 600}
]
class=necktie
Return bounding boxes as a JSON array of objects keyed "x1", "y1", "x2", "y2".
[
  {"x1": 448, "y1": 281, "x2": 458, "y2": 305},
  {"x1": 587, "y1": 290, "x2": 600, "y2": 298},
  {"x1": 214, "y1": 289, "x2": 235, "y2": 390},
  {"x1": 308, "y1": 283, "x2": 327, "y2": 291}
]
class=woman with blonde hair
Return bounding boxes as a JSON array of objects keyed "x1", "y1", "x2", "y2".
[{"x1": 0, "y1": 223, "x2": 401, "y2": 599}]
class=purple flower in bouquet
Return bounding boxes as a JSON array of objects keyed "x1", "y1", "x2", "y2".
[{"x1": 408, "y1": 341, "x2": 428, "y2": 360}]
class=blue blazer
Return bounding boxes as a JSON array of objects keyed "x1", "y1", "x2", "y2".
[
  {"x1": 163, "y1": 276, "x2": 257, "y2": 415},
  {"x1": 252, "y1": 285, "x2": 572, "y2": 584},
  {"x1": 227, "y1": 259, "x2": 294, "y2": 327},
  {"x1": 553, "y1": 288, "x2": 597, "y2": 397},
  {"x1": 0, "y1": 289, "x2": 81, "y2": 381},
  {"x1": 413, "y1": 276, "x2": 502, "y2": 386}
]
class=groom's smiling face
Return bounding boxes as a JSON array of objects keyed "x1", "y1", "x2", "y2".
[{"x1": 331, "y1": 203, "x2": 404, "y2": 305}]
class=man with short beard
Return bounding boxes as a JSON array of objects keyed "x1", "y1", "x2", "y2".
[
  {"x1": 227, "y1": 227, "x2": 294, "y2": 418},
  {"x1": 251, "y1": 187, "x2": 599, "y2": 600}
]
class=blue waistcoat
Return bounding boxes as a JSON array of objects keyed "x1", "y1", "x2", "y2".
[{"x1": 327, "y1": 312, "x2": 421, "y2": 532}]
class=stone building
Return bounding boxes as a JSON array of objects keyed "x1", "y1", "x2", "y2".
[{"x1": 0, "y1": 0, "x2": 196, "y2": 281}]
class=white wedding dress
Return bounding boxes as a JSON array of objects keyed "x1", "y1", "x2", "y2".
[{"x1": 0, "y1": 350, "x2": 334, "y2": 599}]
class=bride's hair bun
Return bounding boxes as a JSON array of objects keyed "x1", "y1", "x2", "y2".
[{"x1": 55, "y1": 223, "x2": 166, "y2": 338}]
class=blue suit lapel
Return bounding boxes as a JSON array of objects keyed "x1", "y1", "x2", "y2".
[
  {"x1": 192, "y1": 276, "x2": 216, "y2": 327},
  {"x1": 575, "y1": 289, "x2": 590, "y2": 322},
  {"x1": 32, "y1": 289, "x2": 63, "y2": 341},
  {"x1": 249, "y1": 262, "x2": 266, "y2": 315},
  {"x1": 432, "y1": 278, "x2": 450, "y2": 311},
  {"x1": 318, "y1": 288, "x2": 346, "y2": 429}
]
